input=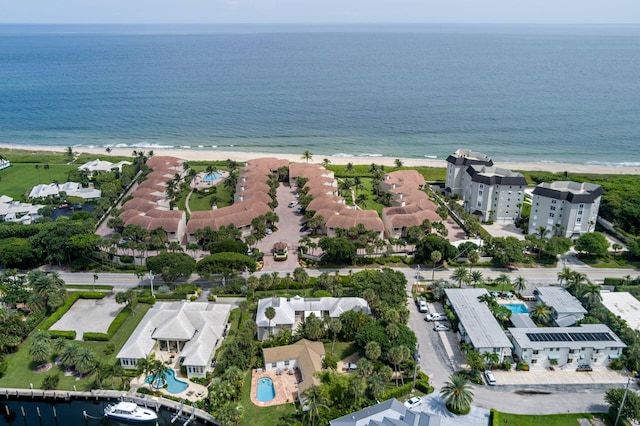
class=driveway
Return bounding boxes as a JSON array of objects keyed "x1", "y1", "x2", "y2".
[
  {"x1": 257, "y1": 183, "x2": 306, "y2": 271},
  {"x1": 414, "y1": 394, "x2": 491, "y2": 426},
  {"x1": 49, "y1": 296, "x2": 123, "y2": 340}
]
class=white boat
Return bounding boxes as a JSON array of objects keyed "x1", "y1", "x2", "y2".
[{"x1": 104, "y1": 401, "x2": 158, "y2": 422}]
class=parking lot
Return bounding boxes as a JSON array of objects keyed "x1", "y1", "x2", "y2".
[
  {"x1": 257, "y1": 183, "x2": 306, "y2": 271},
  {"x1": 490, "y1": 368, "x2": 628, "y2": 386},
  {"x1": 49, "y1": 296, "x2": 123, "y2": 340}
]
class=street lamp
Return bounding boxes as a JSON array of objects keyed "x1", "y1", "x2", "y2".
[{"x1": 148, "y1": 271, "x2": 155, "y2": 297}]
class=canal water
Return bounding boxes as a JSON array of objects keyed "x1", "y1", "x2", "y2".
[{"x1": 0, "y1": 398, "x2": 208, "y2": 426}]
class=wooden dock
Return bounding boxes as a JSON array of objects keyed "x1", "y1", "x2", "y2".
[{"x1": 0, "y1": 387, "x2": 218, "y2": 425}]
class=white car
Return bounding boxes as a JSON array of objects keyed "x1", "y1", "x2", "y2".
[
  {"x1": 265, "y1": 228, "x2": 273, "y2": 235},
  {"x1": 404, "y1": 396, "x2": 423, "y2": 410},
  {"x1": 418, "y1": 301, "x2": 428, "y2": 313},
  {"x1": 288, "y1": 201, "x2": 298, "y2": 208},
  {"x1": 433, "y1": 323, "x2": 450, "y2": 332},
  {"x1": 424, "y1": 313, "x2": 447, "y2": 322},
  {"x1": 484, "y1": 370, "x2": 496, "y2": 386}
]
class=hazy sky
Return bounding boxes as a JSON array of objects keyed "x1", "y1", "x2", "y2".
[{"x1": 1, "y1": 0, "x2": 639, "y2": 24}]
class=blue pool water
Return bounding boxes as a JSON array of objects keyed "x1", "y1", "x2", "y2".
[
  {"x1": 256, "y1": 377, "x2": 276, "y2": 403},
  {"x1": 145, "y1": 369, "x2": 189, "y2": 394},
  {"x1": 203, "y1": 172, "x2": 222, "y2": 182},
  {"x1": 501, "y1": 303, "x2": 530, "y2": 314}
]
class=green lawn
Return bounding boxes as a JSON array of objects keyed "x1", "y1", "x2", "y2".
[
  {"x1": 240, "y1": 370, "x2": 296, "y2": 426},
  {"x1": 0, "y1": 303, "x2": 151, "y2": 390},
  {"x1": 495, "y1": 411, "x2": 612, "y2": 426},
  {"x1": 578, "y1": 255, "x2": 640, "y2": 269},
  {"x1": 324, "y1": 341, "x2": 358, "y2": 361},
  {"x1": 0, "y1": 163, "x2": 79, "y2": 199}
]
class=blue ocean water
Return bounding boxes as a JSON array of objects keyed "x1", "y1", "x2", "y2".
[{"x1": 0, "y1": 24, "x2": 639, "y2": 165}]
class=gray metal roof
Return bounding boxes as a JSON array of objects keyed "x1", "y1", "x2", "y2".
[
  {"x1": 535, "y1": 287, "x2": 587, "y2": 315},
  {"x1": 445, "y1": 289, "x2": 512, "y2": 349},
  {"x1": 465, "y1": 165, "x2": 527, "y2": 186},
  {"x1": 510, "y1": 313, "x2": 537, "y2": 328},
  {"x1": 329, "y1": 399, "x2": 440, "y2": 426},
  {"x1": 509, "y1": 324, "x2": 626, "y2": 351}
]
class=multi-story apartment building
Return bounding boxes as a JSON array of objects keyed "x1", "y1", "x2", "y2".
[
  {"x1": 528, "y1": 181, "x2": 602, "y2": 238},
  {"x1": 461, "y1": 165, "x2": 527, "y2": 224},
  {"x1": 445, "y1": 148, "x2": 493, "y2": 197}
]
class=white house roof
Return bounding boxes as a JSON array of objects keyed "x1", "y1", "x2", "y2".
[
  {"x1": 79, "y1": 158, "x2": 131, "y2": 173},
  {"x1": 509, "y1": 324, "x2": 626, "y2": 351},
  {"x1": 330, "y1": 398, "x2": 441, "y2": 426},
  {"x1": 445, "y1": 288, "x2": 512, "y2": 349},
  {"x1": 256, "y1": 296, "x2": 370, "y2": 328},
  {"x1": 535, "y1": 286, "x2": 587, "y2": 316},
  {"x1": 601, "y1": 292, "x2": 640, "y2": 331},
  {"x1": 29, "y1": 182, "x2": 102, "y2": 200},
  {"x1": 117, "y1": 301, "x2": 232, "y2": 367}
]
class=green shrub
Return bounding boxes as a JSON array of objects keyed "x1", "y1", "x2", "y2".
[
  {"x1": 604, "y1": 277, "x2": 625, "y2": 286},
  {"x1": 174, "y1": 284, "x2": 199, "y2": 296},
  {"x1": 380, "y1": 383, "x2": 413, "y2": 401},
  {"x1": 106, "y1": 307, "x2": 131, "y2": 337},
  {"x1": 446, "y1": 402, "x2": 471, "y2": 415},
  {"x1": 138, "y1": 295, "x2": 156, "y2": 304},
  {"x1": 516, "y1": 361, "x2": 529, "y2": 371},
  {"x1": 83, "y1": 332, "x2": 109, "y2": 341},
  {"x1": 119, "y1": 255, "x2": 134, "y2": 264},
  {"x1": 415, "y1": 380, "x2": 434, "y2": 394},
  {"x1": 490, "y1": 408, "x2": 499, "y2": 425},
  {"x1": 0, "y1": 356, "x2": 7, "y2": 377},
  {"x1": 104, "y1": 343, "x2": 115, "y2": 355},
  {"x1": 41, "y1": 374, "x2": 60, "y2": 390},
  {"x1": 47, "y1": 330, "x2": 76, "y2": 339}
]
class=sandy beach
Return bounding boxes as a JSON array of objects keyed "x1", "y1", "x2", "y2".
[{"x1": 1, "y1": 143, "x2": 639, "y2": 175}]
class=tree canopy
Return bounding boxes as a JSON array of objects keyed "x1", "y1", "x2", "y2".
[
  {"x1": 196, "y1": 252, "x2": 257, "y2": 279},
  {"x1": 146, "y1": 252, "x2": 196, "y2": 285},
  {"x1": 575, "y1": 232, "x2": 609, "y2": 257},
  {"x1": 415, "y1": 234, "x2": 457, "y2": 263}
]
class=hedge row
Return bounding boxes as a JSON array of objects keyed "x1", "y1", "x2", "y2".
[
  {"x1": 83, "y1": 306, "x2": 132, "y2": 341},
  {"x1": 380, "y1": 383, "x2": 413, "y2": 401},
  {"x1": 604, "y1": 277, "x2": 625, "y2": 286},
  {"x1": 40, "y1": 292, "x2": 105, "y2": 331},
  {"x1": 47, "y1": 330, "x2": 76, "y2": 340}
]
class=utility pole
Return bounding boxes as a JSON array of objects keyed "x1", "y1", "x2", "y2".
[
  {"x1": 615, "y1": 376, "x2": 632, "y2": 426},
  {"x1": 413, "y1": 344, "x2": 421, "y2": 389}
]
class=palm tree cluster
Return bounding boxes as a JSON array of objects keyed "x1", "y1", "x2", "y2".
[{"x1": 27, "y1": 270, "x2": 66, "y2": 314}]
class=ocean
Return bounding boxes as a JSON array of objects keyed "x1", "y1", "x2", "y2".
[{"x1": 0, "y1": 24, "x2": 639, "y2": 166}]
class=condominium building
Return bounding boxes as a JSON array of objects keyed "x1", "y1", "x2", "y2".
[
  {"x1": 528, "y1": 181, "x2": 602, "y2": 238},
  {"x1": 461, "y1": 165, "x2": 527, "y2": 224},
  {"x1": 445, "y1": 148, "x2": 493, "y2": 197}
]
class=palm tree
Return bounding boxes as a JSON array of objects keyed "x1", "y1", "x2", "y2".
[
  {"x1": 494, "y1": 273, "x2": 512, "y2": 293},
  {"x1": 483, "y1": 352, "x2": 500, "y2": 370},
  {"x1": 580, "y1": 283, "x2": 602, "y2": 309},
  {"x1": 512, "y1": 276, "x2": 527, "y2": 294},
  {"x1": 365, "y1": 341, "x2": 381, "y2": 362},
  {"x1": 60, "y1": 343, "x2": 80, "y2": 368},
  {"x1": 321, "y1": 158, "x2": 331, "y2": 168},
  {"x1": 106, "y1": 147, "x2": 112, "y2": 156},
  {"x1": 29, "y1": 331, "x2": 52, "y2": 364},
  {"x1": 468, "y1": 249, "x2": 480, "y2": 271},
  {"x1": 536, "y1": 226, "x2": 550, "y2": 240},
  {"x1": 470, "y1": 270, "x2": 484, "y2": 288},
  {"x1": 75, "y1": 347, "x2": 97, "y2": 376},
  {"x1": 431, "y1": 250, "x2": 442, "y2": 281},
  {"x1": 265, "y1": 306, "x2": 276, "y2": 337},
  {"x1": 394, "y1": 158, "x2": 403, "y2": 168},
  {"x1": 452, "y1": 266, "x2": 470, "y2": 288},
  {"x1": 303, "y1": 386, "x2": 328, "y2": 426},
  {"x1": 557, "y1": 267, "x2": 574, "y2": 287},
  {"x1": 348, "y1": 375, "x2": 367, "y2": 409},
  {"x1": 441, "y1": 374, "x2": 474, "y2": 413},
  {"x1": 387, "y1": 345, "x2": 410, "y2": 387},
  {"x1": 328, "y1": 318, "x2": 342, "y2": 353},
  {"x1": 530, "y1": 301, "x2": 553, "y2": 325},
  {"x1": 301, "y1": 150, "x2": 313, "y2": 163}
]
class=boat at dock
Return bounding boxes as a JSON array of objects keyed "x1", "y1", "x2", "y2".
[{"x1": 104, "y1": 401, "x2": 158, "y2": 422}]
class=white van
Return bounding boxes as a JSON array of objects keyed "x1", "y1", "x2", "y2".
[
  {"x1": 418, "y1": 301, "x2": 428, "y2": 313},
  {"x1": 484, "y1": 370, "x2": 496, "y2": 386}
]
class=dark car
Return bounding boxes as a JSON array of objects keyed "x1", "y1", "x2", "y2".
[
  {"x1": 300, "y1": 226, "x2": 308, "y2": 232},
  {"x1": 577, "y1": 364, "x2": 593, "y2": 372}
]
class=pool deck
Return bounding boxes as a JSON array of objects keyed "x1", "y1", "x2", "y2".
[
  {"x1": 130, "y1": 368, "x2": 208, "y2": 402},
  {"x1": 250, "y1": 369, "x2": 299, "y2": 407},
  {"x1": 190, "y1": 171, "x2": 229, "y2": 190}
]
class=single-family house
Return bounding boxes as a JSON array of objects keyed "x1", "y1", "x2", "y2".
[
  {"x1": 330, "y1": 399, "x2": 441, "y2": 426},
  {"x1": 262, "y1": 339, "x2": 325, "y2": 399},
  {"x1": 256, "y1": 296, "x2": 370, "y2": 341},
  {"x1": 116, "y1": 301, "x2": 232, "y2": 378}
]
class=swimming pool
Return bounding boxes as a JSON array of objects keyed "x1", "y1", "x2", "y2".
[
  {"x1": 256, "y1": 377, "x2": 276, "y2": 403},
  {"x1": 145, "y1": 369, "x2": 189, "y2": 394},
  {"x1": 501, "y1": 303, "x2": 530, "y2": 314},
  {"x1": 203, "y1": 172, "x2": 222, "y2": 182}
]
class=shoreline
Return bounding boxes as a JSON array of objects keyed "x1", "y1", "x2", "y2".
[{"x1": 1, "y1": 143, "x2": 639, "y2": 175}]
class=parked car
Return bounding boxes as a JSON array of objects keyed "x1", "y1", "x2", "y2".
[
  {"x1": 577, "y1": 364, "x2": 593, "y2": 372},
  {"x1": 433, "y1": 323, "x2": 450, "y2": 332},
  {"x1": 484, "y1": 370, "x2": 497, "y2": 386},
  {"x1": 265, "y1": 228, "x2": 273, "y2": 235},
  {"x1": 288, "y1": 201, "x2": 298, "y2": 208},
  {"x1": 296, "y1": 207, "x2": 303, "y2": 214},
  {"x1": 418, "y1": 301, "x2": 428, "y2": 313},
  {"x1": 424, "y1": 313, "x2": 447, "y2": 322},
  {"x1": 403, "y1": 396, "x2": 423, "y2": 410},
  {"x1": 347, "y1": 363, "x2": 357, "y2": 371},
  {"x1": 299, "y1": 226, "x2": 308, "y2": 232}
]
